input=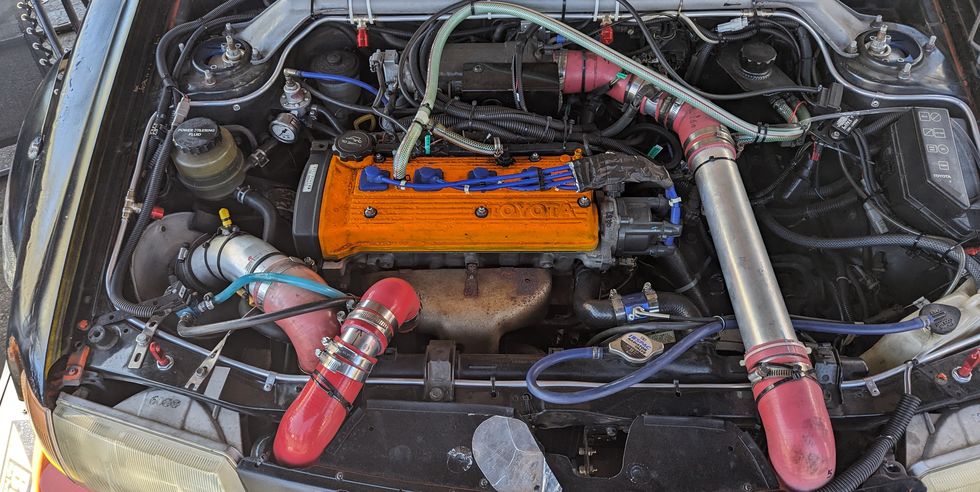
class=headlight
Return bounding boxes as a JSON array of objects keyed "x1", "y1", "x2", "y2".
[{"x1": 51, "y1": 393, "x2": 245, "y2": 492}]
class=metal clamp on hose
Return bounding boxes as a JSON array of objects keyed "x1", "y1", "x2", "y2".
[
  {"x1": 748, "y1": 359, "x2": 818, "y2": 405},
  {"x1": 611, "y1": 283, "x2": 661, "y2": 323}
]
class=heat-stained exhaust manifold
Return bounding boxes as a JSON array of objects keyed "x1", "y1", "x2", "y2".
[{"x1": 560, "y1": 50, "x2": 836, "y2": 490}]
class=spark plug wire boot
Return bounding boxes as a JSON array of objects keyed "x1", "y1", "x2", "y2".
[{"x1": 274, "y1": 278, "x2": 420, "y2": 467}]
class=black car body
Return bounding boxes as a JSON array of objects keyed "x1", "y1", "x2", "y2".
[{"x1": 7, "y1": 1, "x2": 980, "y2": 490}]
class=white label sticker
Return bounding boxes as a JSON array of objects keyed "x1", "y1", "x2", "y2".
[{"x1": 302, "y1": 164, "x2": 319, "y2": 193}]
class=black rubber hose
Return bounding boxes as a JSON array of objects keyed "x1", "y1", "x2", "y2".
[
  {"x1": 860, "y1": 112, "x2": 905, "y2": 137},
  {"x1": 657, "y1": 292, "x2": 703, "y2": 318},
  {"x1": 600, "y1": 96, "x2": 641, "y2": 137},
  {"x1": 573, "y1": 268, "x2": 702, "y2": 329},
  {"x1": 237, "y1": 296, "x2": 289, "y2": 343},
  {"x1": 818, "y1": 393, "x2": 921, "y2": 492},
  {"x1": 442, "y1": 100, "x2": 577, "y2": 131},
  {"x1": 154, "y1": 1, "x2": 250, "y2": 87},
  {"x1": 618, "y1": 123, "x2": 683, "y2": 170},
  {"x1": 766, "y1": 193, "x2": 860, "y2": 220},
  {"x1": 611, "y1": 0, "x2": 822, "y2": 100},
  {"x1": 235, "y1": 187, "x2": 278, "y2": 242},
  {"x1": 304, "y1": 83, "x2": 407, "y2": 132},
  {"x1": 757, "y1": 209, "x2": 980, "y2": 281},
  {"x1": 178, "y1": 298, "x2": 354, "y2": 337},
  {"x1": 573, "y1": 268, "x2": 618, "y2": 329},
  {"x1": 107, "y1": 126, "x2": 176, "y2": 317},
  {"x1": 830, "y1": 255, "x2": 853, "y2": 322},
  {"x1": 434, "y1": 115, "x2": 539, "y2": 142}
]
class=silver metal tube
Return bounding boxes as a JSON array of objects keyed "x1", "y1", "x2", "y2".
[{"x1": 690, "y1": 146, "x2": 797, "y2": 349}]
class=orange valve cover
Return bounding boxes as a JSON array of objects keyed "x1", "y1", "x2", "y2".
[{"x1": 318, "y1": 155, "x2": 599, "y2": 258}]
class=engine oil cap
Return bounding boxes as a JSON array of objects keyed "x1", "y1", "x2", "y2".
[
  {"x1": 608, "y1": 332, "x2": 664, "y2": 364},
  {"x1": 335, "y1": 130, "x2": 374, "y2": 161}
]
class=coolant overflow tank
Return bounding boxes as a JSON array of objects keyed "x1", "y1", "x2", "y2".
[{"x1": 172, "y1": 117, "x2": 245, "y2": 201}]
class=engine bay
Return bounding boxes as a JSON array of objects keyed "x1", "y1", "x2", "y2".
[{"x1": 50, "y1": 0, "x2": 980, "y2": 490}]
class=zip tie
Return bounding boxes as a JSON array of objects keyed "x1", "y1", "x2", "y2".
[
  {"x1": 398, "y1": 180, "x2": 408, "y2": 190},
  {"x1": 463, "y1": 185, "x2": 470, "y2": 194},
  {"x1": 667, "y1": 196, "x2": 682, "y2": 206}
]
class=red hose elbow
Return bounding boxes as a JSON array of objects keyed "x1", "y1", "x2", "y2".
[
  {"x1": 559, "y1": 50, "x2": 634, "y2": 102},
  {"x1": 745, "y1": 340, "x2": 836, "y2": 491},
  {"x1": 273, "y1": 278, "x2": 421, "y2": 467},
  {"x1": 256, "y1": 264, "x2": 341, "y2": 374}
]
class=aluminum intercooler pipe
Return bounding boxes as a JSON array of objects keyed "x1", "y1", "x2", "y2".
[
  {"x1": 188, "y1": 228, "x2": 341, "y2": 373},
  {"x1": 560, "y1": 51, "x2": 836, "y2": 490}
]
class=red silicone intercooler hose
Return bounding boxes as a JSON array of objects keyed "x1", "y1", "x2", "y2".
[
  {"x1": 255, "y1": 264, "x2": 340, "y2": 374},
  {"x1": 560, "y1": 50, "x2": 836, "y2": 490},
  {"x1": 274, "y1": 278, "x2": 421, "y2": 467}
]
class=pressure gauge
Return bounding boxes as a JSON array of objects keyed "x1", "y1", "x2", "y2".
[{"x1": 270, "y1": 112, "x2": 301, "y2": 143}]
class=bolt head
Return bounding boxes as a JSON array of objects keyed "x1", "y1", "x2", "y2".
[
  {"x1": 364, "y1": 206, "x2": 378, "y2": 218},
  {"x1": 428, "y1": 387, "x2": 445, "y2": 401},
  {"x1": 475, "y1": 206, "x2": 489, "y2": 218},
  {"x1": 529, "y1": 152, "x2": 541, "y2": 162},
  {"x1": 870, "y1": 100, "x2": 880, "y2": 108},
  {"x1": 577, "y1": 196, "x2": 592, "y2": 208}
]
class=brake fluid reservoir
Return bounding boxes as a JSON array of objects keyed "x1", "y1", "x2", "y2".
[
  {"x1": 862, "y1": 280, "x2": 980, "y2": 373},
  {"x1": 172, "y1": 117, "x2": 245, "y2": 201}
]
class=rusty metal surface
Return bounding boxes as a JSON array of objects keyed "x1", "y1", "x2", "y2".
[{"x1": 368, "y1": 268, "x2": 552, "y2": 353}]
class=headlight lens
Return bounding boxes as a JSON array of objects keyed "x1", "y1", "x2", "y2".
[{"x1": 51, "y1": 393, "x2": 245, "y2": 492}]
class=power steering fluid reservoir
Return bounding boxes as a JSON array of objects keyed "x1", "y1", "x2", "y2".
[{"x1": 172, "y1": 117, "x2": 245, "y2": 200}]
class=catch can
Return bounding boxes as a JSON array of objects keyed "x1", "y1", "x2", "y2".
[{"x1": 172, "y1": 117, "x2": 246, "y2": 201}]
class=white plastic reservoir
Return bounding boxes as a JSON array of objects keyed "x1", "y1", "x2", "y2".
[{"x1": 863, "y1": 280, "x2": 980, "y2": 373}]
